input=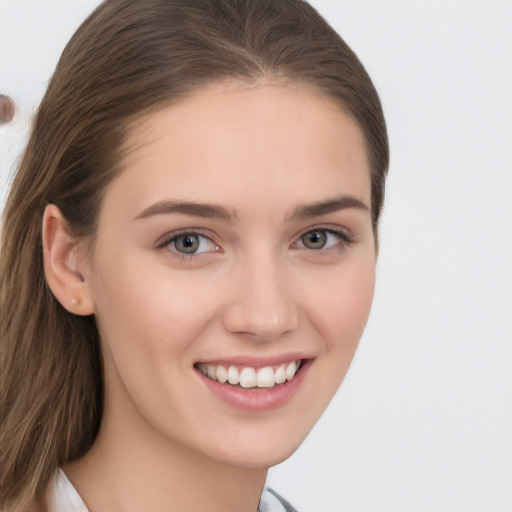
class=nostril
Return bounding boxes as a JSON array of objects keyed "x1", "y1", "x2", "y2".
[{"x1": 0, "y1": 95, "x2": 17, "y2": 124}]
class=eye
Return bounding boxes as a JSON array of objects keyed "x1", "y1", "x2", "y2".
[
  {"x1": 296, "y1": 228, "x2": 351, "y2": 251},
  {"x1": 157, "y1": 231, "x2": 217, "y2": 256}
]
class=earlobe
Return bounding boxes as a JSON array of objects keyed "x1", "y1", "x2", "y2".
[{"x1": 42, "y1": 204, "x2": 94, "y2": 315}]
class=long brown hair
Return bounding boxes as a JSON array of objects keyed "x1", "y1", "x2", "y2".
[{"x1": 0, "y1": 1, "x2": 389, "y2": 509}]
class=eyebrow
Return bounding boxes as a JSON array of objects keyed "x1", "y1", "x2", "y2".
[
  {"x1": 287, "y1": 195, "x2": 369, "y2": 221},
  {"x1": 135, "y1": 195, "x2": 369, "y2": 223},
  {"x1": 135, "y1": 200, "x2": 237, "y2": 222}
]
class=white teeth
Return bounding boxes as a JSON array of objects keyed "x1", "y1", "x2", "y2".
[
  {"x1": 227, "y1": 366, "x2": 240, "y2": 385},
  {"x1": 240, "y1": 368, "x2": 257, "y2": 388},
  {"x1": 286, "y1": 361, "x2": 297, "y2": 381},
  {"x1": 198, "y1": 360, "x2": 302, "y2": 388},
  {"x1": 256, "y1": 366, "x2": 275, "y2": 388},
  {"x1": 274, "y1": 365, "x2": 287, "y2": 384},
  {"x1": 216, "y1": 365, "x2": 228, "y2": 383},
  {"x1": 207, "y1": 365, "x2": 217, "y2": 379}
]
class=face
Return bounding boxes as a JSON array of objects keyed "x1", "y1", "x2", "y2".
[{"x1": 83, "y1": 83, "x2": 376, "y2": 468}]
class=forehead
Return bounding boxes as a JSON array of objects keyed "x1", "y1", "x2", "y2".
[{"x1": 108, "y1": 83, "x2": 371, "y2": 218}]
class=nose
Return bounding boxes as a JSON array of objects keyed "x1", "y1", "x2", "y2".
[{"x1": 222, "y1": 256, "x2": 299, "y2": 342}]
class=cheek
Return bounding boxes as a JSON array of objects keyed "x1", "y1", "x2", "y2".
[
  {"x1": 90, "y1": 252, "x2": 214, "y2": 364},
  {"x1": 89, "y1": 257, "x2": 219, "y2": 421},
  {"x1": 310, "y1": 258, "x2": 376, "y2": 355},
  {"x1": 303, "y1": 259, "x2": 376, "y2": 422},
  {"x1": 90, "y1": 259, "x2": 234, "y2": 421}
]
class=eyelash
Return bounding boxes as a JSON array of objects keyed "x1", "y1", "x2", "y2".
[{"x1": 155, "y1": 226, "x2": 353, "y2": 260}]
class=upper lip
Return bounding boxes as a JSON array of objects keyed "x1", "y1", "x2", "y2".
[{"x1": 194, "y1": 354, "x2": 313, "y2": 368}]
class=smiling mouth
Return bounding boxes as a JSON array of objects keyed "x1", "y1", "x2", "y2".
[{"x1": 195, "y1": 360, "x2": 304, "y2": 389}]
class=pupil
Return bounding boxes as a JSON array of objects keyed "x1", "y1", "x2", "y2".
[
  {"x1": 303, "y1": 231, "x2": 326, "y2": 249},
  {"x1": 176, "y1": 234, "x2": 199, "y2": 253}
]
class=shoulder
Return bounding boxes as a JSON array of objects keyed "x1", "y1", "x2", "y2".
[{"x1": 259, "y1": 488, "x2": 299, "y2": 512}]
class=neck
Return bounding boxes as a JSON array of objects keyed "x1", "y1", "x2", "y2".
[{"x1": 63, "y1": 400, "x2": 267, "y2": 512}]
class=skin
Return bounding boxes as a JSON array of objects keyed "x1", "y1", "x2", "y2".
[{"x1": 43, "y1": 82, "x2": 376, "y2": 512}]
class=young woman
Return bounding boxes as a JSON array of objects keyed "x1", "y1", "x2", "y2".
[{"x1": 0, "y1": 1, "x2": 388, "y2": 511}]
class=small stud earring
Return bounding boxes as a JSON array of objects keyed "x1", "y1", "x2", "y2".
[{"x1": 71, "y1": 298, "x2": 81, "y2": 307}]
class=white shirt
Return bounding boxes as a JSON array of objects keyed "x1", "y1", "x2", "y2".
[{"x1": 48, "y1": 469, "x2": 289, "y2": 512}]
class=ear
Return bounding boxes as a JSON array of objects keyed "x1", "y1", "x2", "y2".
[{"x1": 42, "y1": 204, "x2": 94, "y2": 315}]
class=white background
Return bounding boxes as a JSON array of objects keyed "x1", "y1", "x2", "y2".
[{"x1": 1, "y1": 1, "x2": 511, "y2": 511}]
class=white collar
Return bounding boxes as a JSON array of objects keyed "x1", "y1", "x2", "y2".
[{"x1": 48, "y1": 470, "x2": 88, "y2": 512}]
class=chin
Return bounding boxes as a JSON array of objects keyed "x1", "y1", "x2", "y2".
[{"x1": 202, "y1": 422, "x2": 313, "y2": 470}]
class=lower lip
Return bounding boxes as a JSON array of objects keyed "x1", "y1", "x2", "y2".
[{"x1": 196, "y1": 359, "x2": 313, "y2": 412}]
